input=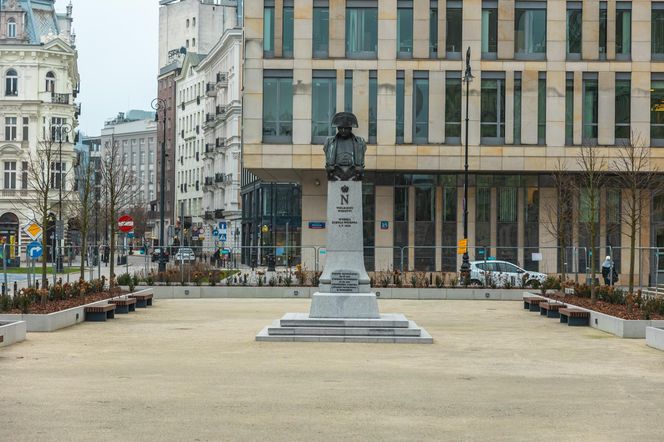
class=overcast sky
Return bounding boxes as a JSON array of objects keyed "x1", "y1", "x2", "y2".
[{"x1": 66, "y1": 0, "x2": 158, "y2": 136}]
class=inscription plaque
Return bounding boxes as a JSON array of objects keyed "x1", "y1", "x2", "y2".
[{"x1": 331, "y1": 270, "x2": 360, "y2": 293}]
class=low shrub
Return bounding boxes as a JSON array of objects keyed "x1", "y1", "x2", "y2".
[
  {"x1": 117, "y1": 273, "x2": 132, "y2": 286},
  {"x1": 435, "y1": 274, "x2": 444, "y2": 289},
  {"x1": 0, "y1": 293, "x2": 11, "y2": 312}
]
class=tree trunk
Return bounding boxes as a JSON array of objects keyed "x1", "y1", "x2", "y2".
[
  {"x1": 109, "y1": 214, "x2": 115, "y2": 287},
  {"x1": 79, "y1": 232, "x2": 87, "y2": 281}
]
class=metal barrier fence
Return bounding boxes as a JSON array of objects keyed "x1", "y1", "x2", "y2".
[{"x1": 0, "y1": 243, "x2": 662, "y2": 290}]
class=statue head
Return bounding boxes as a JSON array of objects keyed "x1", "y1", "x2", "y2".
[{"x1": 332, "y1": 112, "x2": 358, "y2": 140}]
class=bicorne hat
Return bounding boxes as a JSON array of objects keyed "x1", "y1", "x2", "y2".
[{"x1": 331, "y1": 112, "x2": 359, "y2": 128}]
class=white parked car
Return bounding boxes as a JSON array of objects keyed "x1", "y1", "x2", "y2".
[
  {"x1": 469, "y1": 260, "x2": 547, "y2": 287},
  {"x1": 174, "y1": 247, "x2": 196, "y2": 263}
]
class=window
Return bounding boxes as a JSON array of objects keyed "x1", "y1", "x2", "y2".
[
  {"x1": 396, "y1": 71, "x2": 405, "y2": 143},
  {"x1": 22, "y1": 117, "x2": 28, "y2": 141},
  {"x1": 482, "y1": 1, "x2": 498, "y2": 59},
  {"x1": 186, "y1": 19, "x2": 190, "y2": 28},
  {"x1": 567, "y1": 2, "x2": 582, "y2": 58},
  {"x1": 442, "y1": 182, "x2": 457, "y2": 271},
  {"x1": 514, "y1": 1, "x2": 546, "y2": 59},
  {"x1": 51, "y1": 162, "x2": 65, "y2": 190},
  {"x1": 538, "y1": 73, "x2": 546, "y2": 145},
  {"x1": 46, "y1": 71, "x2": 55, "y2": 93},
  {"x1": 446, "y1": 1, "x2": 462, "y2": 58},
  {"x1": 565, "y1": 73, "x2": 574, "y2": 145},
  {"x1": 475, "y1": 185, "x2": 491, "y2": 257},
  {"x1": 313, "y1": 2, "x2": 329, "y2": 58},
  {"x1": 652, "y1": 75, "x2": 664, "y2": 146},
  {"x1": 653, "y1": 4, "x2": 664, "y2": 59},
  {"x1": 311, "y1": 70, "x2": 337, "y2": 143},
  {"x1": 514, "y1": 72, "x2": 522, "y2": 144},
  {"x1": 192, "y1": 38, "x2": 196, "y2": 47},
  {"x1": 413, "y1": 72, "x2": 429, "y2": 143},
  {"x1": 5, "y1": 69, "x2": 17, "y2": 96},
  {"x1": 394, "y1": 185, "x2": 409, "y2": 268},
  {"x1": 263, "y1": 3, "x2": 275, "y2": 56},
  {"x1": 599, "y1": 1, "x2": 607, "y2": 59},
  {"x1": 497, "y1": 185, "x2": 518, "y2": 263},
  {"x1": 445, "y1": 72, "x2": 461, "y2": 144},
  {"x1": 524, "y1": 185, "x2": 540, "y2": 271},
  {"x1": 615, "y1": 74, "x2": 631, "y2": 142},
  {"x1": 51, "y1": 117, "x2": 67, "y2": 142},
  {"x1": 369, "y1": 71, "x2": 377, "y2": 144},
  {"x1": 21, "y1": 161, "x2": 27, "y2": 190},
  {"x1": 582, "y1": 74, "x2": 598, "y2": 142},
  {"x1": 415, "y1": 183, "x2": 435, "y2": 271},
  {"x1": 481, "y1": 73, "x2": 506, "y2": 144},
  {"x1": 616, "y1": 2, "x2": 631, "y2": 60},
  {"x1": 262, "y1": 71, "x2": 293, "y2": 143},
  {"x1": 4, "y1": 117, "x2": 16, "y2": 141},
  {"x1": 283, "y1": 2, "x2": 294, "y2": 57},
  {"x1": 397, "y1": 1, "x2": 413, "y2": 58},
  {"x1": 4, "y1": 162, "x2": 16, "y2": 189},
  {"x1": 346, "y1": 1, "x2": 378, "y2": 58},
  {"x1": 192, "y1": 17, "x2": 196, "y2": 27},
  {"x1": 7, "y1": 18, "x2": 16, "y2": 38},
  {"x1": 430, "y1": 2, "x2": 438, "y2": 57},
  {"x1": 344, "y1": 70, "x2": 353, "y2": 113}
]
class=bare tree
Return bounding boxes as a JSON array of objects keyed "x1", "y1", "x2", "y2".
[
  {"x1": 576, "y1": 142, "x2": 606, "y2": 303},
  {"x1": 611, "y1": 134, "x2": 661, "y2": 295},
  {"x1": 74, "y1": 151, "x2": 95, "y2": 281},
  {"x1": 100, "y1": 138, "x2": 134, "y2": 286},
  {"x1": 542, "y1": 160, "x2": 576, "y2": 281}
]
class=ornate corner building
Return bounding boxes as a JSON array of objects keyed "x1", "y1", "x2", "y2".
[
  {"x1": 243, "y1": 0, "x2": 664, "y2": 284},
  {"x1": 0, "y1": 0, "x2": 79, "y2": 251}
]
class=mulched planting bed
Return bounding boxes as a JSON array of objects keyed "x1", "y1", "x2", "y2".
[
  {"x1": 2, "y1": 291, "x2": 127, "y2": 315},
  {"x1": 547, "y1": 293, "x2": 664, "y2": 321}
]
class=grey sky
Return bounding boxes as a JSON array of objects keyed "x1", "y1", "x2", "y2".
[{"x1": 66, "y1": 0, "x2": 158, "y2": 136}]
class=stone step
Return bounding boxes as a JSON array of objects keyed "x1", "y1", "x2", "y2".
[
  {"x1": 268, "y1": 323, "x2": 423, "y2": 337},
  {"x1": 256, "y1": 323, "x2": 433, "y2": 344},
  {"x1": 279, "y1": 312, "x2": 410, "y2": 329}
]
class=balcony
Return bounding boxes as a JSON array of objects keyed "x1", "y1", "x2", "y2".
[
  {"x1": 205, "y1": 143, "x2": 214, "y2": 154},
  {"x1": 205, "y1": 113, "x2": 215, "y2": 124},
  {"x1": 75, "y1": 103, "x2": 81, "y2": 117},
  {"x1": 215, "y1": 173, "x2": 224, "y2": 184},
  {"x1": 216, "y1": 105, "x2": 225, "y2": 116},
  {"x1": 51, "y1": 93, "x2": 70, "y2": 104},
  {"x1": 216, "y1": 72, "x2": 228, "y2": 87},
  {"x1": 214, "y1": 209, "x2": 224, "y2": 219},
  {"x1": 215, "y1": 137, "x2": 224, "y2": 149},
  {"x1": 204, "y1": 177, "x2": 214, "y2": 186},
  {"x1": 206, "y1": 82, "x2": 216, "y2": 97},
  {"x1": 204, "y1": 211, "x2": 214, "y2": 221}
]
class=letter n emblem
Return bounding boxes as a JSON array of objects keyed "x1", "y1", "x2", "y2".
[{"x1": 341, "y1": 194, "x2": 349, "y2": 205}]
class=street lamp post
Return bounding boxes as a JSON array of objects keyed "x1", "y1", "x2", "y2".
[
  {"x1": 57, "y1": 122, "x2": 73, "y2": 273},
  {"x1": 460, "y1": 47, "x2": 473, "y2": 281},
  {"x1": 152, "y1": 98, "x2": 168, "y2": 273}
]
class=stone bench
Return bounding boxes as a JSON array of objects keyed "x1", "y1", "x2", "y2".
[
  {"x1": 539, "y1": 302, "x2": 567, "y2": 319},
  {"x1": 84, "y1": 304, "x2": 116, "y2": 322},
  {"x1": 110, "y1": 298, "x2": 137, "y2": 314},
  {"x1": 559, "y1": 308, "x2": 590, "y2": 326},
  {"x1": 523, "y1": 297, "x2": 544, "y2": 312},
  {"x1": 129, "y1": 293, "x2": 153, "y2": 308}
]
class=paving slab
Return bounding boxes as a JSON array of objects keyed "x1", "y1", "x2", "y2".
[{"x1": 1, "y1": 299, "x2": 664, "y2": 441}]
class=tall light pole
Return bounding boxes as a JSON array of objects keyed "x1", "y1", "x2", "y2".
[
  {"x1": 58, "y1": 122, "x2": 73, "y2": 272},
  {"x1": 152, "y1": 98, "x2": 168, "y2": 273},
  {"x1": 460, "y1": 47, "x2": 473, "y2": 280}
]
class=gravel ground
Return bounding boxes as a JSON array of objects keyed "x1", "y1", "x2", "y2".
[{"x1": 1, "y1": 298, "x2": 664, "y2": 442}]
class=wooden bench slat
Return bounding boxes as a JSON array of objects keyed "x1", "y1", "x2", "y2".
[
  {"x1": 559, "y1": 308, "x2": 589, "y2": 317},
  {"x1": 85, "y1": 304, "x2": 115, "y2": 312}
]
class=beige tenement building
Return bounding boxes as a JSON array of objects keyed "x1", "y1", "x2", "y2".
[{"x1": 243, "y1": 0, "x2": 664, "y2": 284}]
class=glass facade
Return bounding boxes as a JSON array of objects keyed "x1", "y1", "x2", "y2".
[
  {"x1": 346, "y1": 5, "x2": 378, "y2": 58},
  {"x1": 263, "y1": 6, "x2": 275, "y2": 56},
  {"x1": 616, "y1": 3, "x2": 631, "y2": 59},
  {"x1": 344, "y1": 70, "x2": 353, "y2": 113},
  {"x1": 282, "y1": 5, "x2": 294, "y2": 57},
  {"x1": 482, "y1": 3, "x2": 498, "y2": 59},
  {"x1": 599, "y1": 2, "x2": 607, "y2": 59},
  {"x1": 445, "y1": 73, "x2": 461, "y2": 144},
  {"x1": 538, "y1": 74, "x2": 546, "y2": 145},
  {"x1": 396, "y1": 71, "x2": 405, "y2": 143},
  {"x1": 446, "y1": 2, "x2": 462, "y2": 58},
  {"x1": 514, "y1": 4, "x2": 546, "y2": 59},
  {"x1": 429, "y1": 5, "x2": 438, "y2": 57},
  {"x1": 313, "y1": 5, "x2": 329, "y2": 58},
  {"x1": 262, "y1": 73, "x2": 293, "y2": 143},
  {"x1": 654, "y1": 6, "x2": 664, "y2": 59},
  {"x1": 369, "y1": 71, "x2": 377, "y2": 144},
  {"x1": 312, "y1": 71, "x2": 337, "y2": 143},
  {"x1": 652, "y1": 77, "x2": 664, "y2": 146},
  {"x1": 397, "y1": 4, "x2": 413, "y2": 58},
  {"x1": 582, "y1": 75, "x2": 598, "y2": 142},
  {"x1": 414, "y1": 182, "x2": 435, "y2": 271},
  {"x1": 565, "y1": 74, "x2": 574, "y2": 145},
  {"x1": 514, "y1": 73, "x2": 522, "y2": 144},
  {"x1": 567, "y1": 4, "x2": 582, "y2": 57},
  {"x1": 615, "y1": 75, "x2": 631, "y2": 141},
  {"x1": 413, "y1": 72, "x2": 429, "y2": 143},
  {"x1": 481, "y1": 74, "x2": 506, "y2": 144}
]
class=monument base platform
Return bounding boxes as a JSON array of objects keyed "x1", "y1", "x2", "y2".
[
  {"x1": 255, "y1": 312, "x2": 433, "y2": 344},
  {"x1": 309, "y1": 292, "x2": 380, "y2": 319}
]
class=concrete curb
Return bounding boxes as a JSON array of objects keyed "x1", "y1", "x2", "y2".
[
  {"x1": 646, "y1": 327, "x2": 664, "y2": 351},
  {"x1": 0, "y1": 320, "x2": 26, "y2": 347}
]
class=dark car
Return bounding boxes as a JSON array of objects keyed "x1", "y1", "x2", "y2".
[{"x1": 151, "y1": 248, "x2": 170, "y2": 263}]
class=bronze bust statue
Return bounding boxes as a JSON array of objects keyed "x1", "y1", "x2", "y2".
[{"x1": 323, "y1": 112, "x2": 367, "y2": 181}]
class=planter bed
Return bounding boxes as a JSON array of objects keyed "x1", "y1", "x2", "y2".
[
  {"x1": 646, "y1": 327, "x2": 664, "y2": 351},
  {"x1": 524, "y1": 292, "x2": 664, "y2": 339},
  {"x1": 0, "y1": 288, "x2": 154, "y2": 332},
  {"x1": 0, "y1": 320, "x2": 26, "y2": 347}
]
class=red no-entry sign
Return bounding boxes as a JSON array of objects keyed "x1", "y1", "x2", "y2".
[{"x1": 118, "y1": 215, "x2": 134, "y2": 233}]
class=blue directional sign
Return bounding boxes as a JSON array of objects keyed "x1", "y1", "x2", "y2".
[
  {"x1": 219, "y1": 221, "x2": 227, "y2": 232},
  {"x1": 220, "y1": 233, "x2": 227, "y2": 241},
  {"x1": 213, "y1": 229, "x2": 219, "y2": 237},
  {"x1": 127, "y1": 232, "x2": 135, "y2": 239},
  {"x1": 27, "y1": 241, "x2": 43, "y2": 259}
]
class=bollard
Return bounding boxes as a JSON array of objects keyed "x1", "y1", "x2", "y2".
[
  {"x1": 1, "y1": 282, "x2": 5, "y2": 295},
  {"x1": 36, "y1": 281, "x2": 40, "y2": 290},
  {"x1": 13, "y1": 281, "x2": 17, "y2": 296}
]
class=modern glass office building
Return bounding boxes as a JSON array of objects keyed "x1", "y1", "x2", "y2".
[{"x1": 243, "y1": 0, "x2": 664, "y2": 284}]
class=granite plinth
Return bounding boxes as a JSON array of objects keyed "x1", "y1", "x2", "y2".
[
  {"x1": 256, "y1": 315, "x2": 433, "y2": 344},
  {"x1": 309, "y1": 292, "x2": 380, "y2": 319}
]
